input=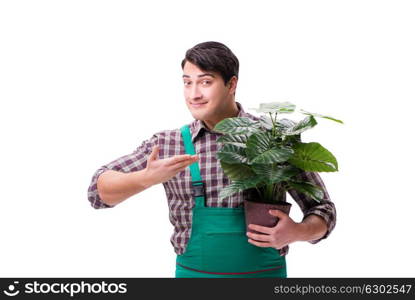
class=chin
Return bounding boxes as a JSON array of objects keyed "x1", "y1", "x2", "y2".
[{"x1": 190, "y1": 111, "x2": 204, "y2": 120}]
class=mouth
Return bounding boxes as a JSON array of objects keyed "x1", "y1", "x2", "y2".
[{"x1": 190, "y1": 102, "x2": 208, "y2": 108}]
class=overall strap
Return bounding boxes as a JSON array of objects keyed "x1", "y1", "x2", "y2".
[{"x1": 180, "y1": 124, "x2": 205, "y2": 208}]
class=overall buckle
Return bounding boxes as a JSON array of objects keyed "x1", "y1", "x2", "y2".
[{"x1": 191, "y1": 181, "x2": 205, "y2": 198}]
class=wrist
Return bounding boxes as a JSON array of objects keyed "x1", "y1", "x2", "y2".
[
  {"x1": 297, "y1": 215, "x2": 328, "y2": 242},
  {"x1": 295, "y1": 222, "x2": 310, "y2": 242},
  {"x1": 140, "y1": 168, "x2": 156, "y2": 189}
]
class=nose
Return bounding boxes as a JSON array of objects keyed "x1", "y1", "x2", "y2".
[{"x1": 189, "y1": 84, "x2": 202, "y2": 100}]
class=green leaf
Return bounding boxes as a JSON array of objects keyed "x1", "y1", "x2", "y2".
[
  {"x1": 284, "y1": 115, "x2": 317, "y2": 136},
  {"x1": 246, "y1": 132, "x2": 294, "y2": 164},
  {"x1": 259, "y1": 116, "x2": 297, "y2": 136},
  {"x1": 220, "y1": 161, "x2": 256, "y2": 180},
  {"x1": 217, "y1": 134, "x2": 249, "y2": 148},
  {"x1": 287, "y1": 181, "x2": 324, "y2": 202},
  {"x1": 213, "y1": 117, "x2": 262, "y2": 135},
  {"x1": 278, "y1": 118, "x2": 296, "y2": 129},
  {"x1": 284, "y1": 133, "x2": 302, "y2": 145},
  {"x1": 288, "y1": 142, "x2": 338, "y2": 172},
  {"x1": 249, "y1": 101, "x2": 296, "y2": 114},
  {"x1": 259, "y1": 115, "x2": 274, "y2": 130},
  {"x1": 216, "y1": 144, "x2": 249, "y2": 164},
  {"x1": 219, "y1": 176, "x2": 264, "y2": 200},
  {"x1": 218, "y1": 184, "x2": 240, "y2": 200},
  {"x1": 299, "y1": 109, "x2": 344, "y2": 124},
  {"x1": 251, "y1": 164, "x2": 302, "y2": 184},
  {"x1": 251, "y1": 148, "x2": 294, "y2": 164}
]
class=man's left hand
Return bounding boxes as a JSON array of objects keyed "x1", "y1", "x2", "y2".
[{"x1": 246, "y1": 209, "x2": 304, "y2": 250}]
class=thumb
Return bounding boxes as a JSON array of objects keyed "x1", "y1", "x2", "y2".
[
  {"x1": 148, "y1": 145, "x2": 159, "y2": 162},
  {"x1": 269, "y1": 209, "x2": 287, "y2": 219}
]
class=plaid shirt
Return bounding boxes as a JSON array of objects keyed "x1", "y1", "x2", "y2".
[{"x1": 87, "y1": 101, "x2": 336, "y2": 256}]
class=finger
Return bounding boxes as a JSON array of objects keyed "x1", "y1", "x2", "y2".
[
  {"x1": 148, "y1": 145, "x2": 159, "y2": 161},
  {"x1": 269, "y1": 209, "x2": 287, "y2": 219},
  {"x1": 172, "y1": 157, "x2": 198, "y2": 169},
  {"x1": 172, "y1": 164, "x2": 190, "y2": 173},
  {"x1": 248, "y1": 224, "x2": 273, "y2": 234},
  {"x1": 247, "y1": 239, "x2": 272, "y2": 248},
  {"x1": 246, "y1": 232, "x2": 270, "y2": 242},
  {"x1": 173, "y1": 165, "x2": 188, "y2": 173},
  {"x1": 172, "y1": 159, "x2": 198, "y2": 172},
  {"x1": 166, "y1": 155, "x2": 197, "y2": 166}
]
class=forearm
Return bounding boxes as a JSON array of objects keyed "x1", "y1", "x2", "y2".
[
  {"x1": 97, "y1": 169, "x2": 154, "y2": 206},
  {"x1": 297, "y1": 214, "x2": 328, "y2": 242}
]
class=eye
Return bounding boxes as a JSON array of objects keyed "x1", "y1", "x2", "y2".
[
  {"x1": 184, "y1": 81, "x2": 191, "y2": 86},
  {"x1": 202, "y1": 80, "x2": 211, "y2": 85}
]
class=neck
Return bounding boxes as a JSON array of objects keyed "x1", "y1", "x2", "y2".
[{"x1": 203, "y1": 101, "x2": 239, "y2": 131}]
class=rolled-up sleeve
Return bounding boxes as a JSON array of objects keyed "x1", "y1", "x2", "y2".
[
  {"x1": 287, "y1": 171, "x2": 336, "y2": 244},
  {"x1": 87, "y1": 133, "x2": 159, "y2": 209}
]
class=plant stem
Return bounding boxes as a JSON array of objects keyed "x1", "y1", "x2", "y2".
[
  {"x1": 255, "y1": 187, "x2": 263, "y2": 200},
  {"x1": 272, "y1": 183, "x2": 277, "y2": 201},
  {"x1": 265, "y1": 183, "x2": 274, "y2": 202},
  {"x1": 274, "y1": 183, "x2": 282, "y2": 202},
  {"x1": 269, "y1": 112, "x2": 278, "y2": 138}
]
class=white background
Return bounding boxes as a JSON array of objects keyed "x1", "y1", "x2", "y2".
[{"x1": 1, "y1": 0, "x2": 414, "y2": 277}]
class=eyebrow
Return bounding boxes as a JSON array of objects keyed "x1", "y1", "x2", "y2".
[{"x1": 182, "y1": 73, "x2": 216, "y2": 79}]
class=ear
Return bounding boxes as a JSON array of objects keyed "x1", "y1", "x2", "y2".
[{"x1": 227, "y1": 76, "x2": 238, "y2": 94}]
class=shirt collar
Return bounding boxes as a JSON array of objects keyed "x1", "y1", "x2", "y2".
[{"x1": 191, "y1": 101, "x2": 250, "y2": 142}]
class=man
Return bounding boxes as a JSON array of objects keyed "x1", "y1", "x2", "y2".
[{"x1": 87, "y1": 41, "x2": 336, "y2": 278}]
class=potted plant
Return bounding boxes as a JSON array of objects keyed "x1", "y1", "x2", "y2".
[{"x1": 213, "y1": 101, "x2": 343, "y2": 234}]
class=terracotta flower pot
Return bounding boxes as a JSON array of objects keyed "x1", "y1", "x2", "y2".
[{"x1": 244, "y1": 199, "x2": 292, "y2": 234}]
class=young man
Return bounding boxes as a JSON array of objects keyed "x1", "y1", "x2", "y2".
[{"x1": 87, "y1": 41, "x2": 336, "y2": 278}]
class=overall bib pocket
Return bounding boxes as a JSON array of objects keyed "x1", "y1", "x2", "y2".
[{"x1": 202, "y1": 231, "x2": 283, "y2": 273}]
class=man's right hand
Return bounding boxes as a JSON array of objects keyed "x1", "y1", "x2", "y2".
[
  {"x1": 96, "y1": 145, "x2": 199, "y2": 206},
  {"x1": 144, "y1": 145, "x2": 199, "y2": 186}
]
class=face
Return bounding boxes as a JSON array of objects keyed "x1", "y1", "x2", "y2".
[{"x1": 182, "y1": 61, "x2": 238, "y2": 130}]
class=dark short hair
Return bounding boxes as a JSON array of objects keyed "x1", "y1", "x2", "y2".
[{"x1": 181, "y1": 41, "x2": 239, "y2": 86}]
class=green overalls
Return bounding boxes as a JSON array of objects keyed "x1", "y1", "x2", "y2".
[{"x1": 175, "y1": 125, "x2": 287, "y2": 278}]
